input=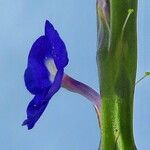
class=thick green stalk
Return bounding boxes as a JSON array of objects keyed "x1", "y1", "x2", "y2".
[{"x1": 97, "y1": 0, "x2": 137, "y2": 149}]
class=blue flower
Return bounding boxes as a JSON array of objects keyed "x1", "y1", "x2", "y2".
[{"x1": 23, "y1": 20, "x2": 69, "y2": 129}]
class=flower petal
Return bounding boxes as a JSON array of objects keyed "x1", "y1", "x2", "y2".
[
  {"x1": 23, "y1": 69, "x2": 64, "y2": 129},
  {"x1": 45, "y1": 20, "x2": 69, "y2": 69},
  {"x1": 28, "y1": 36, "x2": 50, "y2": 62},
  {"x1": 24, "y1": 36, "x2": 52, "y2": 95}
]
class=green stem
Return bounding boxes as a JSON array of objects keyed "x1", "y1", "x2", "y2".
[{"x1": 97, "y1": 0, "x2": 138, "y2": 149}]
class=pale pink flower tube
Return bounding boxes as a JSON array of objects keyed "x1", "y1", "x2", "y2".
[{"x1": 62, "y1": 74, "x2": 101, "y2": 111}]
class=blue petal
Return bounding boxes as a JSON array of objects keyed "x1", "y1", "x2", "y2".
[
  {"x1": 23, "y1": 69, "x2": 64, "y2": 129},
  {"x1": 24, "y1": 36, "x2": 51, "y2": 95},
  {"x1": 28, "y1": 36, "x2": 53, "y2": 62},
  {"x1": 45, "y1": 20, "x2": 69, "y2": 69}
]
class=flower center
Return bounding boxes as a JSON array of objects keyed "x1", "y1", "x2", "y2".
[{"x1": 45, "y1": 58, "x2": 58, "y2": 82}]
